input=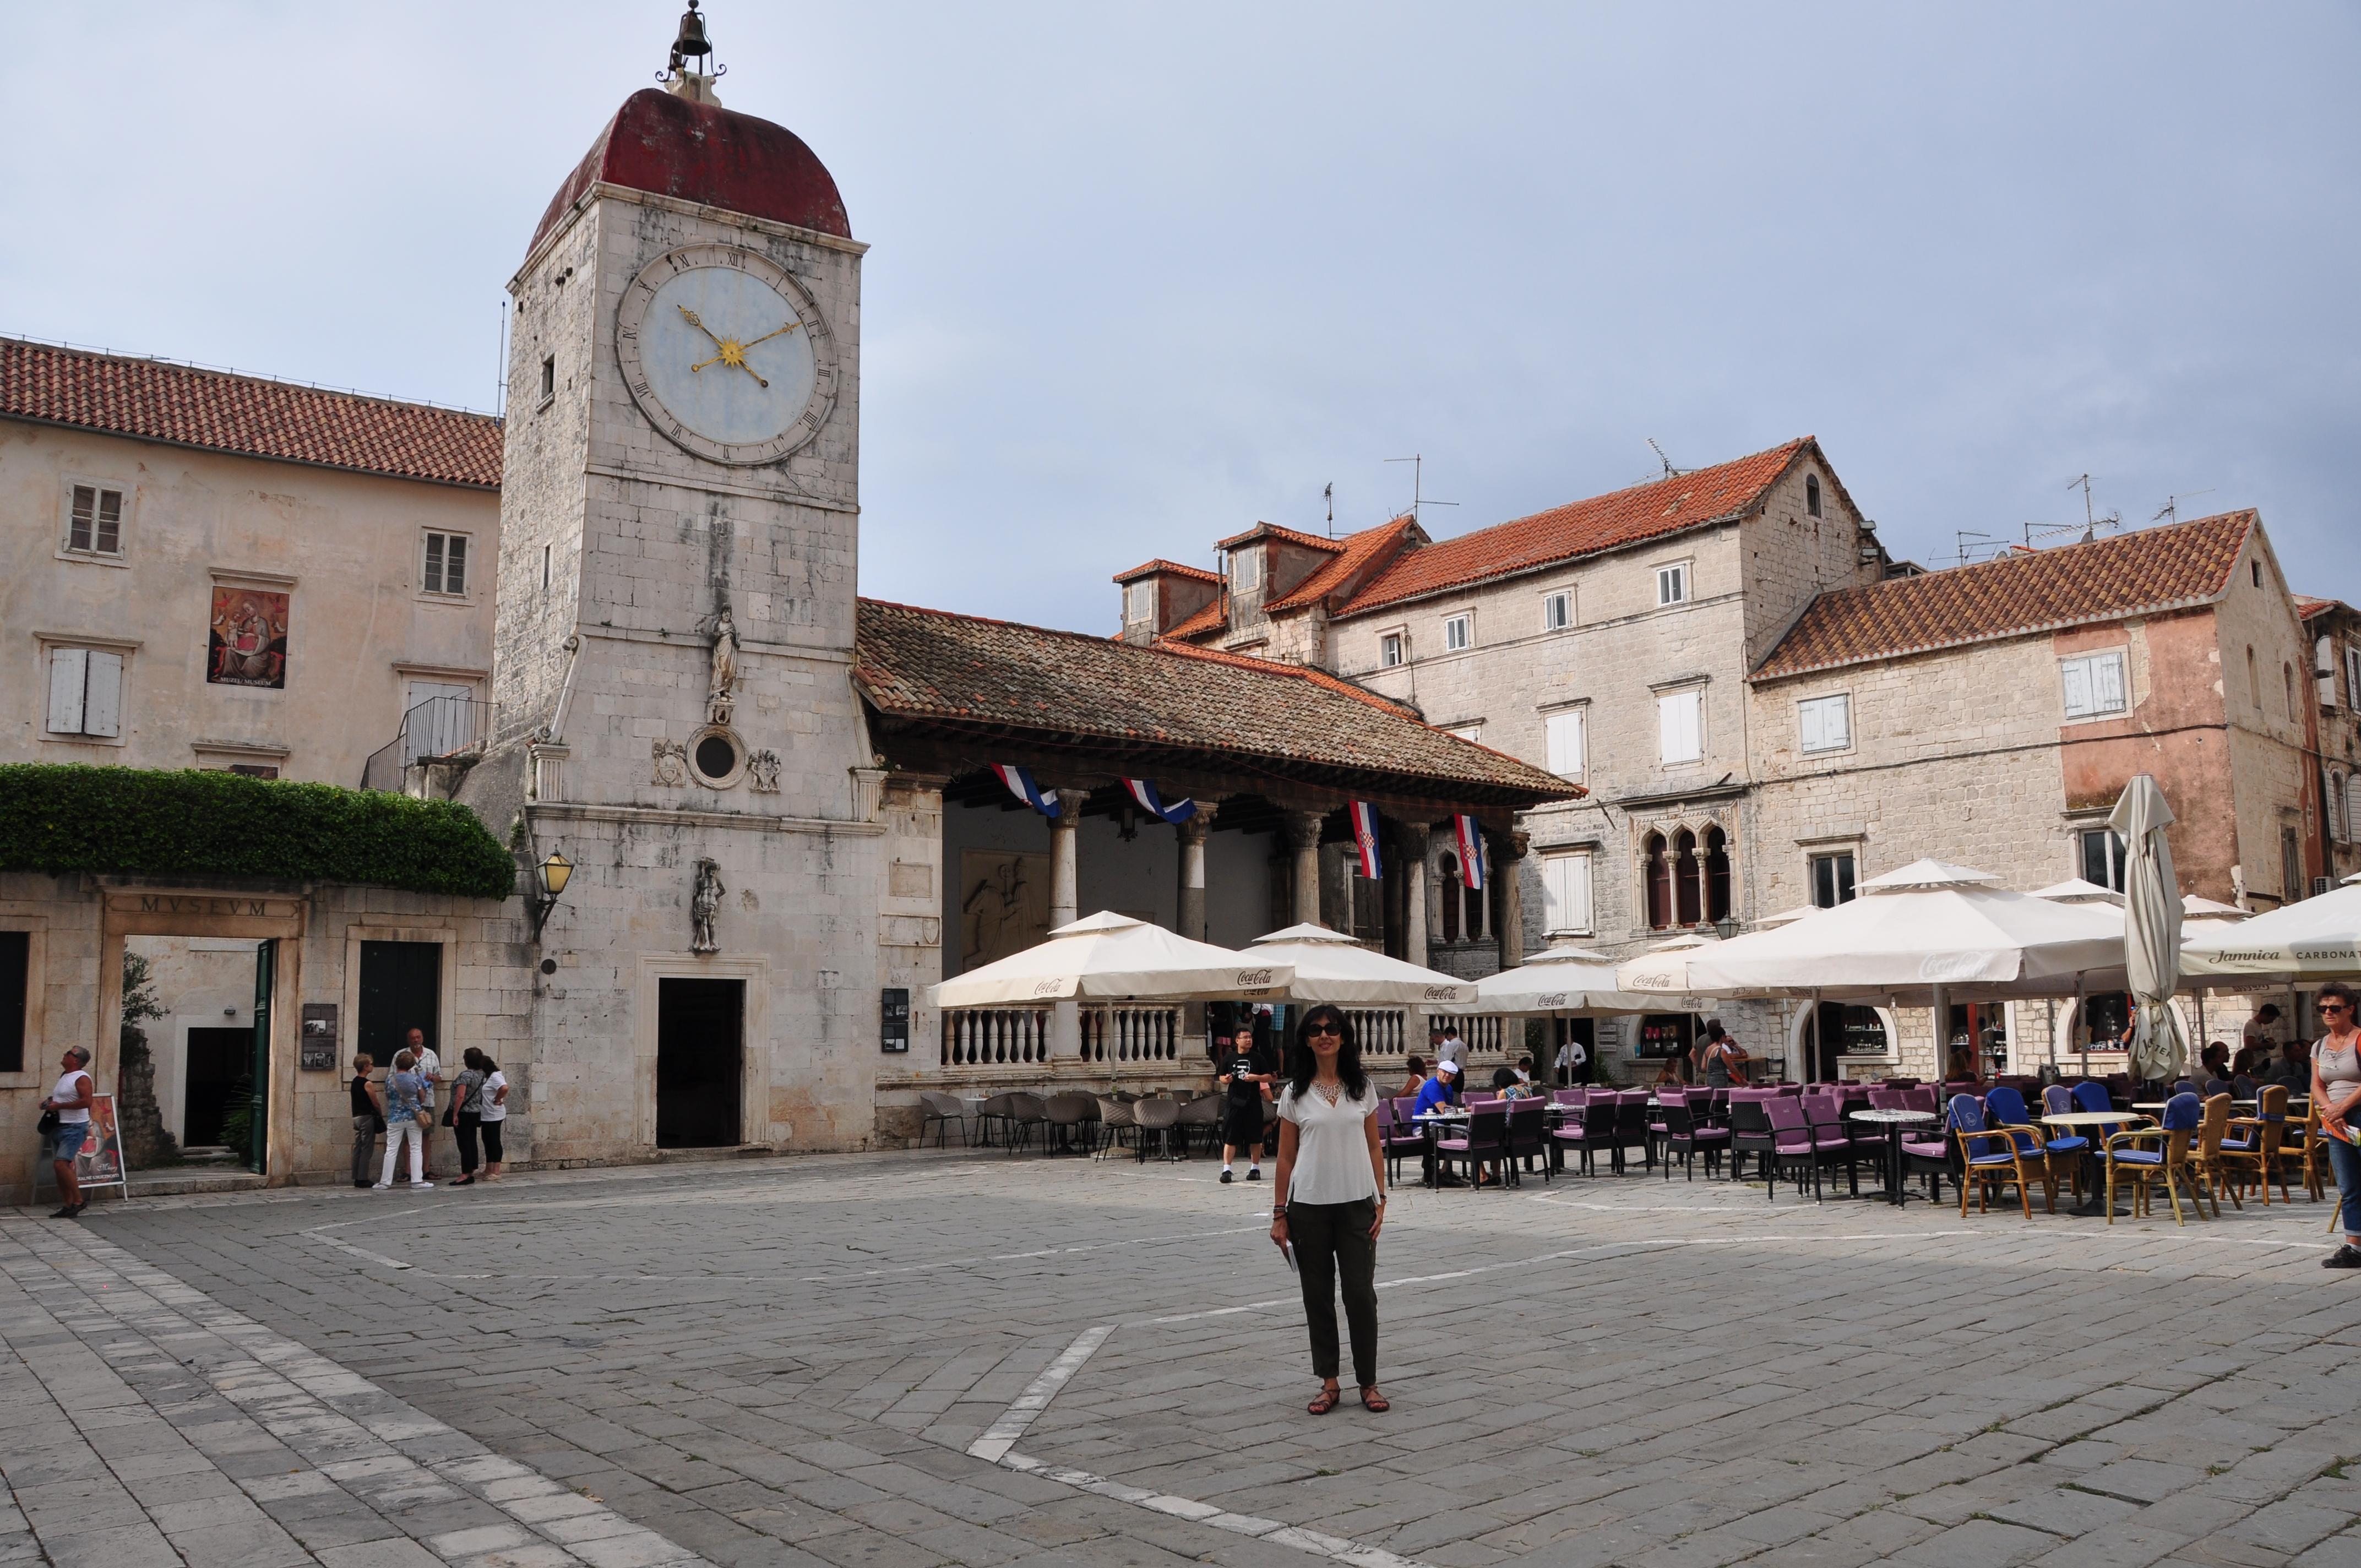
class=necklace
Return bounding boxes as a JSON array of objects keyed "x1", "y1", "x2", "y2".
[{"x1": 1313, "y1": 1079, "x2": 1344, "y2": 1107}]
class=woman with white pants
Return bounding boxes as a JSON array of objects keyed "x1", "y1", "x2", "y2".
[{"x1": 375, "y1": 1049, "x2": 434, "y2": 1190}]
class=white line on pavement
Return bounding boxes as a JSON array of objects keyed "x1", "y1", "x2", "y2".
[
  {"x1": 967, "y1": 1323, "x2": 1115, "y2": 1463},
  {"x1": 303, "y1": 1229, "x2": 414, "y2": 1270}
]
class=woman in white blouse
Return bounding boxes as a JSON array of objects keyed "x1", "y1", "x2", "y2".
[{"x1": 1269, "y1": 1004, "x2": 1389, "y2": 1414}]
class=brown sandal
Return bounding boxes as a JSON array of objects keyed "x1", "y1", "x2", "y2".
[
  {"x1": 1359, "y1": 1387, "x2": 1390, "y2": 1413},
  {"x1": 1307, "y1": 1385, "x2": 1341, "y2": 1415}
]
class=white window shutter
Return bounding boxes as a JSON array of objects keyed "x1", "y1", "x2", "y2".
[
  {"x1": 1660, "y1": 691, "x2": 1701, "y2": 763},
  {"x1": 82, "y1": 651, "x2": 122, "y2": 738},
  {"x1": 1568, "y1": 855, "x2": 1592, "y2": 932},
  {"x1": 46, "y1": 648, "x2": 88, "y2": 733},
  {"x1": 1827, "y1": 695, "x2": 1850, "y2": 750},
  {"x1": 1799, "y1": 700, "x2": 1824, "y2": 754},
  {"x1": 1658, "y1": 695, "x2": 1679, "y2": 760},
  {"x1": 1546, "y1": 711, "x2": 1584, "y2": 777},
  {"x1": 2060, "y1": 657, "x2": 2091, "y2": 717},
  {"x1": 2095, "y1": 653, "x2": 2125, "y2": 713}
]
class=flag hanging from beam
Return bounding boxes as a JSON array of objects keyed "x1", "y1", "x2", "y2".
[
  {"x1": 1454, "y1": 814, "x2": 1486, "y2": 890},
  {"x1": 1120, "y1": 777, "x2": 1197, "y2": 824},
  {"x1": 992, "y1": 765, "x2": 1060, "y2": 816},
  {"x1": 1348, "y1": 801, "x2": 1383, "y2": 880}
]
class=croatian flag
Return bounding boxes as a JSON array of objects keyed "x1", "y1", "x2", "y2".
[
  {"x1": 1121, "y1": 778, "x2": 1197, "y2": 824},
  {"x1": 1454, "y1": 814, "x2": 1486, "y2": 890},
  {"x1": 1348, "y1": 801, "x2": 1383, "y2": 880},
  {"x1": 992, "y1": 764, "x2": 1059, "y2": 817}
]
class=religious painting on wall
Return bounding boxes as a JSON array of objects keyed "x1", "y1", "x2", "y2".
[
  {"x1": 958, "y1": 850, "x2": 1051, "y2": 975},
  {"x1": 208, "y1": 588, "x2": 291, "y2": 689}
]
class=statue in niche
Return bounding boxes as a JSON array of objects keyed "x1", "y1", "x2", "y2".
[
  {"x1": 747, "y1": 748, "x2": 782, "y2": 793},
  {"x1": 651, "y1": 738, "x2": 689, "y2": 788},
  {"x1": 691, "y1": 859, "x2": 726, "y2": 955},
  {"x1": 708, "y1": 608, "x2": 740, "y2": 727}
]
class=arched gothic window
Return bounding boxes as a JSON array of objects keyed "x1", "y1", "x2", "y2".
[
  {"x1": 1673, "y1": 829, "x2": 1701, "y2": 926},
  {"x1": 1703, "y1": 824, "x2": 1731, "y2": 922},
  {"x1": 1643, "y1": 832, "x2": 1673, "y2": 930}
]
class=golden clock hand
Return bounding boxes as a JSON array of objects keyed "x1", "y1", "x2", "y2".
[
  {"x1": 689, "y1": 351, "x2": 768, "y2": 388},
  {"x1": 677, "y1": 306, "x2": 727, "y2": 349},
  {"x1": 742, "y1": 320, "x2": 803, "y2": 350}
]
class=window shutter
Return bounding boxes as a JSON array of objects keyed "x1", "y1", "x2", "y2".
[
  {"x1": 1545, "y1": 711, "x2": 1584, "y2": 777},
  {"x1": 2060, "y1": 657, "x2": 2091, "y2": 716},
  {"x1": 1660, "y1": 691, "x2": 1701, "y2": 763},
  {"x1": 46, "y1": 648, "x2": 88, "y2": 733},
  {"x1": 1568, "y1": 855, "x2": 1592, "y2": 932},
  {"x1": 1826, "y1": 695, "x2": 1850, "y2": 750},
  {"x1": 445, "y1": 535, "x2": 467, "y2": 595},
  {"x1": 82, "y1": 651, "x2": 122, "y2": 738},
  {"x1": 1799, "y1": 700, "x2": 1824, "y2": 753},
  {"x1": 2347, "y1": 646, "x2": 2361, "y2": 709},
  {"x1": 2093, "y1": 654, "x2": 2125, "y2": 713}
]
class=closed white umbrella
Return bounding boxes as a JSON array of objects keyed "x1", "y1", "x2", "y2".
[
  {"x1": 2113, "y1": 776, "x2": 2190, "y2": 1085},
  {"x1": 2183, "y1": 873, "x2": 2361, "y2": 980},
  {"x1": 931, "y1": 911, "x2": 1292, "y2": 1006},
  {"x1": 1429, "y1": 944, "x2": 1659, "y2": 1017},
  {"x1": 1245, "y1": 923, "x2": 1476, "y2": 1006}
]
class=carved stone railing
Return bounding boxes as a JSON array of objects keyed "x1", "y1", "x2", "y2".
[
  {"x1": 1081, "y1": 1006, "x2": 1181, "y2": 1063},
  {"x1": 942, "y1": 1008, "x2": 1051, "y2": 1067},
  {"x1": 1348, "y1": 1009, "x2": 1410, "y2": 1056}
]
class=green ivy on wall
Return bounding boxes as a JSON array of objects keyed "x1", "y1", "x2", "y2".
[{"x1": 0, "y1": 765, "x2": 516, "y2": 899}]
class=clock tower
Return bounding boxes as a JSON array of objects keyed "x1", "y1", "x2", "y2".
[{"x1": 471, "y1": 11, "x2": 885, "y2": 1158}]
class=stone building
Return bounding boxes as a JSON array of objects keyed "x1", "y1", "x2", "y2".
[
  {"x1": 0, "y1": 36, "x2": 1562, "y2": 1197},
  {"x1": 0, "y1": 337, "x2": 503, "y2": 1161},
  {"x1": 1749, "y1": 510, "x2": 2323, "y2": 1075},
  {"x1": 1126, "y1": 439, "x2": 1902, "y2": 1071},
  {"x1": 2300, "y1": 595, "x2": 2361, "y2": 886}
]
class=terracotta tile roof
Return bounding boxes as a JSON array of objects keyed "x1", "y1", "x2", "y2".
[
  {"x1": 1216, "y1": 520, "x2": 1346, "y2": 553},
  {"x1": 1755, "y1": 511, "x2": 2256, "y2": 681},
  {"x1": 1267, "y1": 516, "x2": 1423, "y2": 615},
  {"x1": 1111, "y1": 558, "x2": 1221, "y2": 585},
  {"x1": 855, "y1": 598, "x2": 1579, "y2": 804},
  {"x1": 1334, "y1": 440, "x2": 1814, "y2": 618},
  {"x1": 0, "y1": 337, "x2": 502, "y2": 488},
  {"x1": 1160, "y1": 597, "x2": 1229, "y2": 641},
  {"x1": 2297, "y1": 596, "x2": 2341, "y2": 621}
]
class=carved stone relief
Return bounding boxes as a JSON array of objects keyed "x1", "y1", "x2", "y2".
[
  {"x1": 747, "y1": 748, "x2": 782, "y2": 792},
  {"x1": 651, "y1": 738, "x2": 689, "y2": 788}
]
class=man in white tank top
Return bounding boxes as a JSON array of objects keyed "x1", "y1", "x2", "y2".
[{"x1": 40, "y1": 1047, "x2": 95, "y2": 1218}]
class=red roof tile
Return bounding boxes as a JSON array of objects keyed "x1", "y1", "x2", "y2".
[
  {"x1": 855, "y1": 598, "x2": 1579, "y2": 805},
  {"x1": 1755, "y1": 511, "x2": 2256, "y2": 680},
  {"x1": 1216, "y1": 520, "x2": 1347, "y2": 553},
  {"x1": 2297, "y1": 596, "x2": 2340, "y2": 621},
  {"x1": 1160, "y1": 597, "x2": 1230, "y2": 642},
  {"x1": 1112, "y1": 558, "x2": 1221, "y2": 585},
  {"x1": 1334, "y1": 440, "x2": 1814, "y2": 618},
  {"x1": 1267, "y1": 516, "x2": 1424, "y2": 615},
  {"x1": 0, "y1": 337, "x2": 503, "y2": 489}
]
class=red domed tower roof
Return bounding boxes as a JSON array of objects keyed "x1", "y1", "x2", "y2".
[{"x1": 528, "y1": 88, "x2": 850, "y2": 259}]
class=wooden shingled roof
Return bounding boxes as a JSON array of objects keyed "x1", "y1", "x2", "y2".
[
  {"x1": 1755, "y1": 511, "x2": 2256, "y2": 680},
  {"x1": 855, "y1": 598, "x2": 1579, "y2": 810}
]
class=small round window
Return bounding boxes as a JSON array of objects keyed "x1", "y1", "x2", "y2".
[{"x1": 695, "y1": 733, "x2": 739, "y2": 781}]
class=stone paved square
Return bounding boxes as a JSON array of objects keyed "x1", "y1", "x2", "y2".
[{"x1": 7, "y1": 1149, "x2": 2361, "y2": 1568}]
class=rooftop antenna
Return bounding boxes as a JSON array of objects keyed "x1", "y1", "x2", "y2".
[
  {"x1": 1323, "y1": 482, "x2": 1335, "y2": 538},
  {"x1": 1954, "y1": 530, "x2": 2000, "y2": 567},
  {"x1": 2152, "y1": 488, "x2": 2215, "y2": 526},
  {"x1": 1384, "y1": 455, "x2": 1457, "y2": 526},
  {"x1": 493, "y1": 298, "x2": 509, "y2": 418},
  {"x1": 1647, "y1": 438, "x2": 1693, "y2": 479},
  {"x1": 2064, "y1": 473, "x2": 2122, "y2": 542}
]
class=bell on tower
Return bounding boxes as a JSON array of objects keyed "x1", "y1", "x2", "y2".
[{"x1": 663, "y1": 0, "x2": 725, "y2": 105}]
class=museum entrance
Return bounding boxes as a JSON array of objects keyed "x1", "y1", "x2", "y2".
[
  {"x1": 357, "y1": 940, "x2": 443, "y2": 1066},
  {"x1": 657, "y1": 977, "x2": 744, "y2": 1148}
]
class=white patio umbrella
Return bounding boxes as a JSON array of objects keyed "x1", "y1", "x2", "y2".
[
  {"x1": 1427, "y1": 943, "x2": 1658, "y2": 1017},
  {"x1": 931, "y1": 911, "x2": 1292, "y2": 1006},
  {"x1": 2113, "y1": 776, "x2": 2190, "y2": 1085},
  {"x1": 1244, "y1": 923, "x2": 1476, "y2": 1006},
  {"x1": 2183, "y1": 873, "x2": 2361, "y2": 981},
  {"x1": 2032, "y1": 878, "x2": 2125, "y2": 906},
  {"x1": 1611, "y1": 930, "x2": 1728, "y2": 1002},
  {"x1": 1757, "y1": 903, "x2": 1824, "y2": 929}
]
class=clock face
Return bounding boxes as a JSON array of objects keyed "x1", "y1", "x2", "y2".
[{"x1": 615, "y1": 244, "x2": 837, "y2": 465}]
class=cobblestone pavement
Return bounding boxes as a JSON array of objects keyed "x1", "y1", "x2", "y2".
[{"x1": 6, "y1": 1145, "x2": 2360, "y2": 1568}]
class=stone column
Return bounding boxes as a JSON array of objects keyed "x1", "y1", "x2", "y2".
[
  {"x1": 1284, "y1": 810, "x2": 1325, "y2": 928},
  {"x1": 1490, "y1": 827, "x2": 1529, "y2": 969},
  {"x1": 1401, "y1": 823, "x2": 1429, "y2": 969},
  {"x1": 1176, "y1": 812, "x2": 1213, "y2": 942},
  {"x1": 1049, "y1": 788, "x2": 1089, "y2": 1058}
]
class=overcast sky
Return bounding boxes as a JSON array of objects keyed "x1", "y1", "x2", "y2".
[{"x1": 6, "y1": 4, "x2": 2354, "y2": 632}]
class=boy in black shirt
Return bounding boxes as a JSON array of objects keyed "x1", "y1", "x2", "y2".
[{"x1": 1216, "y1": 1025, "x2": 1274, "y2": 1183}]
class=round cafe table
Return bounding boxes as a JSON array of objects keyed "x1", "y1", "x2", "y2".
[
  {"x1": 1413, "y1": 1109, "x2": 1468, "y2": 1189},
  {"x1": 1848, "y1": 1108, "x2": 1936, "y2": 1207},
  {"x1": 2042, "y1": 1110, "x2": 2146, "y2": 1216}
]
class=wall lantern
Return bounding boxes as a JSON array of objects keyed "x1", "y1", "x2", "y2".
[
  {"x1": 1711, "y1": 914, "x2": 1739, "y2": 942},
  {"x1": 530, "y1": 851, "x2": 574, "y2": 940}
]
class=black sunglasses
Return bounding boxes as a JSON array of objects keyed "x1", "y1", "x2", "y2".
[{"x1": 1305, "y1": 1021, "x2": 1343, "y2": 1036}]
